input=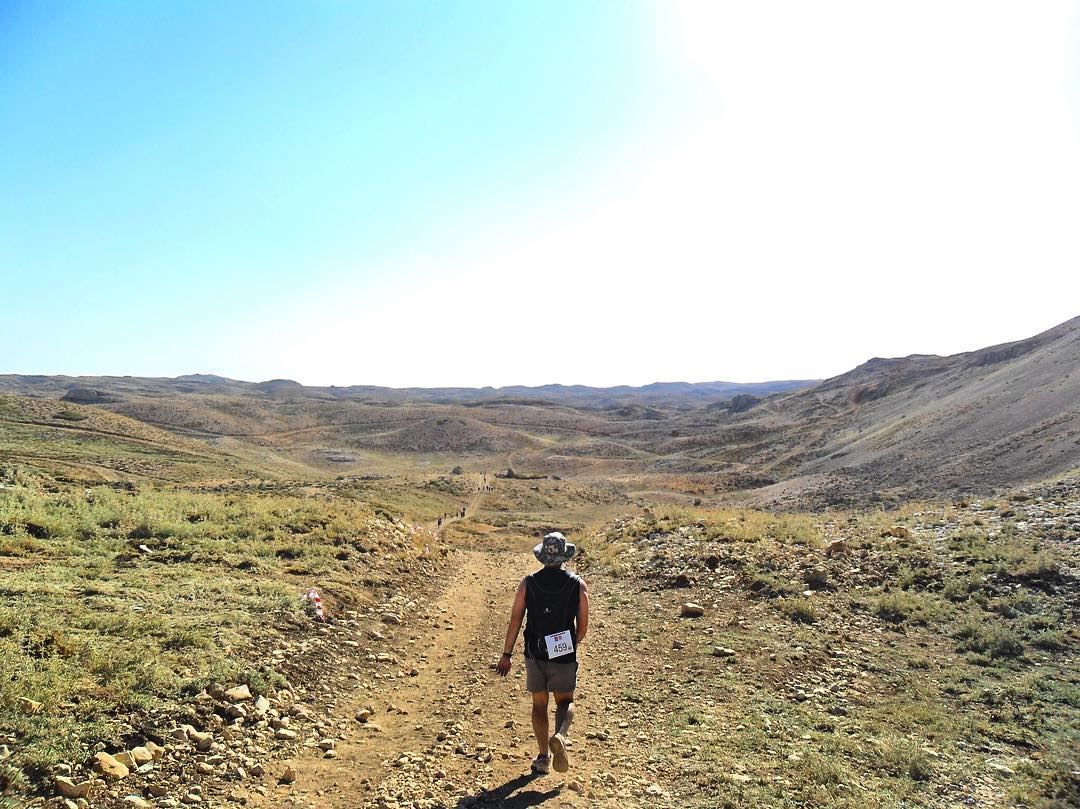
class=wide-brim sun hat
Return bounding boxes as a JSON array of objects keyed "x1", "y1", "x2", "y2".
[{"x1": 534, "y1": 531, "x2": 576, "y2": 565}]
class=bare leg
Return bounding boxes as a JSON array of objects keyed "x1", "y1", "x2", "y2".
[
  {"x1": 553, "y1": 692, "x2": 575, "y2": 737},
  {"x1": 530, "y1": 691, "x2": 550, "y2": 755}
]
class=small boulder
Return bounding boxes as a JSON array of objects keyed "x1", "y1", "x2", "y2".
[
  {"x1": 129, "y1": 746, "x2": 154, "y2": 766},
  {"x1": 824, "y1": 538, "x2": 849, "y2": 558},
  {"x1": 18, "y1": 697, "x2": 43, "y2": 715},
  {"x1": 224, "y1": 684, "x2": 252, "y2": 702},
  {"x1": 987, "y1": 761, "x2": 1015, "y2": 777},
  {"x1": 680, "y1": 603, "x2": 705, "y2": 618},
  {"x1": 92, "y1": 752, "x2": 129, "y2": 780},
  {"x1": 55, "y1": 777, "x2": 91, "y2": 799},
  {"x1": 279, "y1": 765, "x2": 297, "y2": 785},
  {"x1": 115, "y1": 751, "x2": 137, "y2": 769},
  {"x1": 803, "y1": 567, "x2": 828, "y2": 588},
  {"x1": 188, "y1": 730, "x2": 213, "y2": 752}
]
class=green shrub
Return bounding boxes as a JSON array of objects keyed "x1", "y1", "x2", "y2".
[
  {"x1": 943, "y1": 575, "x2": 980, "y2": 602},
  {"x1": 748, "y1": 571, "x2": 802, "y2": 599},
  {"x1": 985, "y1": 629, "x2": 1025, "y2": 660},
  {"x1": 875, "y1": 592, "x2": 917, "y2": 623},
  {"x1": 54, "y1": 410, "x2": 88, "y2": 422},
  {"x1": 798, "y1": 752, "x2": 849, "y2": 786},
  {"x1": 1023, "y1": 614, "x2": 1057, "y2": 632},
  {"x1": 956, "y1": 621, "x2": 1024, "y2": 660},
  {"x1": 877, "y1": 736, "x2": 934, "y2": 781},
  {"x1": 787, "y1": 598, "x2": 817, "y2": 624},
  {"x1": 991, "y1": 592, "x2": 1036, "y2": 618},
  {"x1": 1030, "y1": 630, "x2": 1067, "y2": 652}
]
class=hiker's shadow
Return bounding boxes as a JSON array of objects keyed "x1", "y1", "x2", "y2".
[{"x1": 455, "y1": 772, "x2": 562, "y2": 808}]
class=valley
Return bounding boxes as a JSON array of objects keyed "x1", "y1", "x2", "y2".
[{"x1": 1, "y1": 317, "x2": 1078, "y2": 808}]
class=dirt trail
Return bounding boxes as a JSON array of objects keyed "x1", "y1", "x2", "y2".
[{"x1": 242, "y1": 546, "x2": 648, "y2": 809}]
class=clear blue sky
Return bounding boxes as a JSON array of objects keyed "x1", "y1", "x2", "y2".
[{"x1": 3, "y1": 2, "x2": 1078, "y2": 386}]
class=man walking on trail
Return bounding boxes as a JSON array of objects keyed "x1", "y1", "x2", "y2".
[{"x1": 495, "y1": 532, "x2": 589, "y2": 775}]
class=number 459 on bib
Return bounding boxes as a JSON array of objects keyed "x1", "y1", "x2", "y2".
[{"x1": 544, "y1": 630, "x2": 574, "y2": 659}]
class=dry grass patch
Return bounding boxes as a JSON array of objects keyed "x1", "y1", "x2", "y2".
[{"x1": 0, "y1": 475, "x2": 436, "y2": 785}]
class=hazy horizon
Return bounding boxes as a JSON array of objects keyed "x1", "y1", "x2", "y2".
[
  {"x1": 3, "y1": 2, "x2": 1078, "y2": 387},
  {"x1": 0, "y1": 369, "x2": 825, "y2": 389}
]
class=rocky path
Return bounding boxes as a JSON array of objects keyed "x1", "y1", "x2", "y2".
[
  {"x1": 238, "y1": 545, "x2": 685, "y2": 809},
  {"x1": 430, "y1": 480, "x2": 486, "y2": 533}
]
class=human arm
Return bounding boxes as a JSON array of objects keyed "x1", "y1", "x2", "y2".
[
  {"x1": 575, "y1": 578, "x2": 590, "y2": 646},
  {"x1": 495, "y1": 579, "x2": 527, "y2": 676}
]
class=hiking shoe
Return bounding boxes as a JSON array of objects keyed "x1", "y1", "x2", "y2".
[
  {"x1": 530, "y1": 753, "x2": 551, "y2": 774},
  {"x1": 549, "y1": 733, "x2": 569, "y2": 773}
]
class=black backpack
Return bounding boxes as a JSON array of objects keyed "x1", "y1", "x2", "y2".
[{"x1": 524, "y1": 570, "x2": 580, "y2": 661}]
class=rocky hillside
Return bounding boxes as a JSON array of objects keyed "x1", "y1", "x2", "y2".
[{"x1": 683, "y1": 316, "x2": 1080, "y2": 505}]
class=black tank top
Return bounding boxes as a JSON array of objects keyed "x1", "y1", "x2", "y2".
[{"x1": 523, "y1": 567, "x2": 581, "y2": 662}]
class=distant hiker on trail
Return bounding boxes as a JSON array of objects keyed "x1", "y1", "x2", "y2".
[{"x1": 495, "y1": 532, "x2": 589, "y2": 775}]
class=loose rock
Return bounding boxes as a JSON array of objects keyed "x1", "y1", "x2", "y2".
[
  {"x1": 55, "y1": 777, "x2": 91, "y2": 799},
  {"x1": 224, "y1": 684, "x2": 253, "y2": 702},
  {"x1": 92, "y1": 752, "x2": 129, "y2": 780},
  {"x1": 680, "y1": 602, "x2": 705, "y2": 618}
]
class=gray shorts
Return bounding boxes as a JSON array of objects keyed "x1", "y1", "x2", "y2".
[{"x1": 524, "y1": 658, "x2": 578, "y2": 694}]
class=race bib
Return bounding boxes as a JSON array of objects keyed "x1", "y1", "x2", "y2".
[{"x1": 544, "y1": 630, "x2": 574, "y2": 659}]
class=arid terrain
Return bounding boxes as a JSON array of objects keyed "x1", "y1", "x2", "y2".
[
  {"x1": 1, "y1": 317, "x2": 1078, "y2": 808},
  {"x1": 3, "y1": 317, "x2": 1078, "y2": 506}
]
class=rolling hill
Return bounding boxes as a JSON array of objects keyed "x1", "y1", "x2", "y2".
[
  {"x1": 2, "y1": 316, "x2": 1078, "y2": 502},
  {"x1": 699, "y1": 315, "x2": 1080, "y2": 504}
]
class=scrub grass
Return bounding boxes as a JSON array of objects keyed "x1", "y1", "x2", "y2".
[
  {"x1": 0, "y1": 475, "x2": 436, "y2": 785},
  {"x1": 581, "y1": 496, "x2": 1080, "y2": 808}
]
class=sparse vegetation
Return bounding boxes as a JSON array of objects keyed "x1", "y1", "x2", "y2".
[
  {"x1": 582, "y1": 490, "x2": 1079, "y2": 807},
  {"x1": 1, "y1": 363, "x2": 1078, "y2": 807},
  {"x1": 786, "y1": 598, "x2": 817, "y2": 623},
  {"x1": 955, "y1": 620, "x2": 1025, "y2": 660},
  {"x1": 0, "y1": 475, "x2": 438, "y2": 780}
]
